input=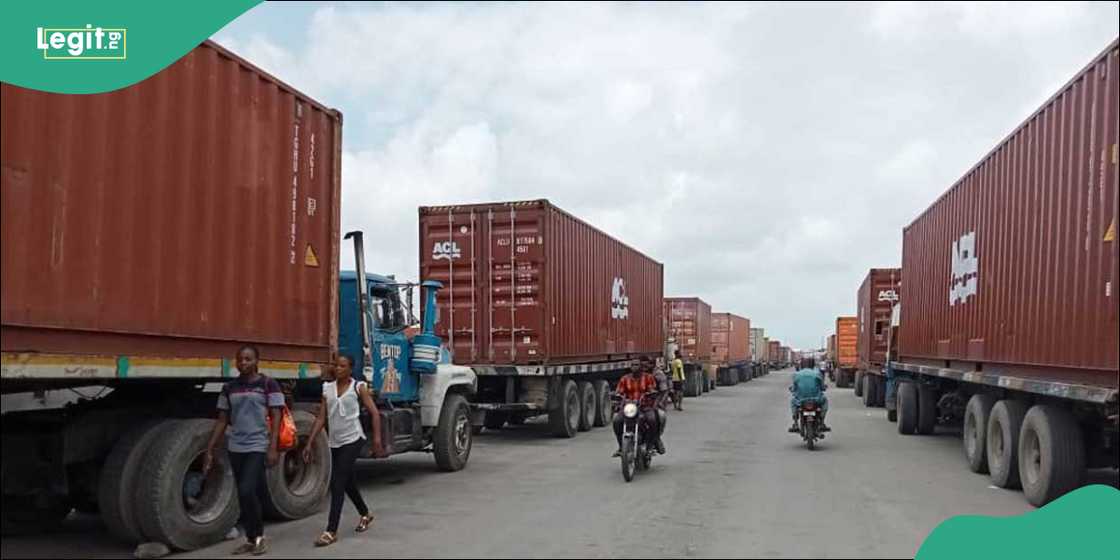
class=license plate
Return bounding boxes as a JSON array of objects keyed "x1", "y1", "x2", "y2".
[{"x1": 802, "y1": 411, "x2": 816, "y2": 417}]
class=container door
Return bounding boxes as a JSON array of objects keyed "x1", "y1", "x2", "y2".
[
  {"x1": 421, "y1": 208, "x2": 482, "y2": 363},
  {"x1": 487, "y1": 206, "x2": 545, "y2": 363}
]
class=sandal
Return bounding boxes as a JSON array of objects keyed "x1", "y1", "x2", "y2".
[
  {"x1": 314, "y1": 531, "x2": 337, "y2": 547},
  {"x1": 355, "y1": 514, "x2": 375, "y2": 533}
]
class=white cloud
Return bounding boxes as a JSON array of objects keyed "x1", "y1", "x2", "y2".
[{"x1": 216, "y1": 1, "x2": 1118, "y2": 348}]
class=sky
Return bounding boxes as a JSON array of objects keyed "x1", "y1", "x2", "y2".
[{"x1": 213, "y1": 1, "x2": 1118, "y2": 350}]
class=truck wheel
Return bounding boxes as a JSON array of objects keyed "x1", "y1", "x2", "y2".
[
  {"x1": 876, "y1": 377, "x2": 887, "y2": 407},
  {"x1": 1019, "y1": 405, "x2": 1085, "y2": 507},
  {"x1": 593, "y1": 380, "x2": 611, "y2": 427},
  {"x1": 134, "y1": 419, "x2": 239, "y2": 551},
  {"x1": 577, "y1": 381, "x2": 595, "y2": 432},
  {"x1": 917, "y1": 384, "x2": 937, "y2": 435},
  {"x1": 483, "y1": 411, "x2": 507, "y2": 431},
  {"x1": 683, "y1": 370, "x2": 699, "y2": 397},
  {"x1": 262, "y1": 410, "x2": 331, "y2": 520},
  {"x1": 854, "y1": 372, "x2": 864, "y2": 397},
  {"x1": 986, "y1": 400, "x2": 1029, "y2": 489},
  {"x1": 99, "y1": 419, "x2": 179, "y2": 543},
  {"x1": 964, "y1": 394, "x2": 996, "y2": 474},
  {"x1": 862, "y1": 375, "x2": 873, "y2": 407},
  {"x1": 549, "y1": 379, "x2": 580, "y2": 438},
  {"x1": 897, "y1": 381, "x2": 918, "y2": 435},
  {"x1": 507, "y1": 415, "x2": 526, "y2": 426},
  {"x1": 887, "y1": 409, "x2": 898, "y2": 422},
  {"x1": 434, "y1": 394, "x2": 473, "y2": 471}
]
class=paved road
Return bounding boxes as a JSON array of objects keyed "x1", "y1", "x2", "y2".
[{"x1": 4, "y1": 369, "x2": 1116, "y2": 559}]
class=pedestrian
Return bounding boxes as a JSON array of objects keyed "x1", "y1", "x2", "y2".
[
  {"x1": 202, "y1": 345, "x2": 284, "y2": 556},
  {"x1": 304, "y1": 354, "x2": 384, "y2": 547}
]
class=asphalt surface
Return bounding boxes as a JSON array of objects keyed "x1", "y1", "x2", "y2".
[{"x1": 4, "y1": 368, "x2": 1116, "y2": 559}]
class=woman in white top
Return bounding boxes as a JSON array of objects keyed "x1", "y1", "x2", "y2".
[{"x1": 304, "y1": 355, "x2": 384, "y2": 546}]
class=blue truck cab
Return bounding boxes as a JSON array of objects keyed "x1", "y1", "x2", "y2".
[{"x1": 335, "y1": 250, "x2": 477, "y2": 471}]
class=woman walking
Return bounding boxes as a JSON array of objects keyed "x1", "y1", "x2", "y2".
[{"x1": 304, "y1": 354, "x2": 385, "y2": 546}]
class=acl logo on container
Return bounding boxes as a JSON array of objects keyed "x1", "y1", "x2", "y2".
[
  {"x1": 432, "y1": 241, "x2": 461, "y2": 261},
  {"x1": 610, "y1": 277, "x2": 629, "y2": 319},
  {"x1": 877, "y1": 290, "x2": 899, "y2": 303},
  {"x1": 949, "y1": 231, "x2": 978, "y2": 306}
]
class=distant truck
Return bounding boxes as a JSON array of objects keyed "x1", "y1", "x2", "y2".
[
  {"x1": 0, "y1": 41, "x2": 473, "y2": 548},
  {"x1": 665, "y1": 297, "x2": 715, "y2": 395},
  {"x1": 712, "y1": 313, "x2": 751, "y2": 385},
  {"x1": 854, "y1": 268, "x2": 900, "y2": 407},
  {"x1": 418, "y1": 200, "x2": 665, "y2": 438},
  {"x1": 884, "y1": 39, "x2": 1119, "y2": 507},
  {"x1": 834, "y1": 316, "x2": 858, "y2": 388}
]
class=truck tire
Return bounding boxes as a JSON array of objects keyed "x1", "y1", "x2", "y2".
[
  {"x1": 507, "y1": 415, "x2": 527, "y2": 426},
  {"x1": 853, "y1": 371, "x2": 864, "y2": 397},
  {"x1": 876, "y1": 377, "x2": 887, "y2": 407},
  {"x1": 986, "y1": 400, "x2": 1029, "y2": 489},
  {"x1": 897, "y1": 381, "x2": 918, "y2": 435},
  {"x1": 592, "y1": 380, "x2": 611, "y2": 427},
  {"x1": 549, "y1": 379, "x2": 580, "y2": 438},
  {"x1": 917, "y1": 383, "x2": 937, "y2": 435},
  {"x1": 862, "y1": 375, "x2": 874, "y2": 407},
  {"x1": 577, "y1": 381, "x2": 595, "y2": 432},
  {"x1": 434, "y1": 394, "x2": 473, "y2": 471},
  {"x1": 483, "y1": 411, "x2": 507, "y2": 431},
  {"x1": 134, "y1": 419, "x2": 239, "y2": 551},
  {"x1": 1019, "y1": 405, "x2": 1085, "y2": 507},
  {"x1": 261, "y1": 409, "x2": 330, "y2": 520},
  {"x1": 684, "y1": 370, "x2": 700, "y2": 397},
  {"x1": 99, "y1": 419, "x2": 179, "y2": 543},
  {"x1": 963, "y1": 394, "x2": 996, "y2": 474},
  {"x1": 887, "y1": 409, "x2": 898, "y2": 422}
]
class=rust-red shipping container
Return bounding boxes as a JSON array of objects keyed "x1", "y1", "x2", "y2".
[
  {"x1": 1, "y1": 40, "x2": 342, "y2": 369},
  {"x1": 664, "y1": 297, "x2": 712, "y2": 362},
  {"x1": 711, "y1": 312, "x2": 750, "y2": 365},
  {"x1": 768, "y1": 340, "x2": 781, "y2": 362},
  {"x1": 827, "y1": 334, "x2": 837, "y2": 361},
  {"x1": 836, "y1": 316, "x2": 859, "y2": 369},
  {"x1": 418, "y1": 200, "x2": 664, "y2": 365},
  {"x1": 857, "y1": 269, "x2": 900, "y2": 372},
  {"x1": 899, "y1": 40, "x2": 1119, "y2": 387}
]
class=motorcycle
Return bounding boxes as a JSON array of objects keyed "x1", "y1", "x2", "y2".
[
  {"x1": 798, "y1": 401, "x2": 824, "y2": 450},
  {"x1": 615, "y1": 393, "x2": 659, "y2": 482}
]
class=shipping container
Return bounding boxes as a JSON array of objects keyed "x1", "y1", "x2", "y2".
[
  {"x1": 664, "y1": 297, "x2": 712, "y2": 362},
  {"x1": 897, "y1": 44, "x2": 1119, "y2": 387},
  {"x1": 857, "y1": 269, "x2": 900, "y2": 374},
  {"x1": 750, "y1": 328, "x2": 766, "y2": 362},
  {"x1": 768, "y1": 340, "x2": 780, "y2": 363},
  {"x1": 836, "y1": 316, "x2": 858, "y2": 369},
  {"x1": 418, "y1": 199, "x2": 664, "y2": 366},
  {"x1": 0, "y1": 40, "x2": 346, "y2": 548},
  {"x1": 1, "y1": 40, "x2": 342, "y2": 377},
  {"x1": 886, "y1": 39, "x2": 1119, "y2": 508},
  {"x1": 711, "y1": 313, "x2": 750, "y2": 365},
  {"x1": 827, "y1": 334, "x2": 837, "y2": 362}
]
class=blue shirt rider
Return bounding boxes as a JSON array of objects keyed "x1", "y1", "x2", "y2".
[{"x1": 789, "y1": 368, "x2": 831, "y2": 433}]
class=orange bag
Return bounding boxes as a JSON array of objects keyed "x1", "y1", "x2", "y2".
[{"x1": 269, "y1": 405, "x2": 298, "y2": 452}]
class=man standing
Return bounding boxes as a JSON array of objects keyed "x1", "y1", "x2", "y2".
[{"x1": 670, "y1": 350, "x2": 685, "y2": 409}]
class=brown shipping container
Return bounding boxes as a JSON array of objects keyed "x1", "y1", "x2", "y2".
[
  {"x1": 827, "y1": 334, "x2": 836, "y2": 361},
  {"x1": 664, "y1": 297, "x2": 712, "y2": 362},
  {"x1": 711, "y1": 312, "x2": 750, "y2": 365},
  {"x1": 836, "y1": 316, "x2": 858, "y2": 368},
  {"x1": 1, "y1": 41, "x2": 342, "y2": 367},
  {"x1": 899, "y1": 40, "x2": 1119, "y2": 387},
  {"x1": 768, "y1": 340, "x2": 780, "y2": 362},
  {"x1": 419, "y1": 200, "x2": 664, "y2": 365},
  {"x1": 858, "y1": 269, "x2": 901, "y2": 372}
]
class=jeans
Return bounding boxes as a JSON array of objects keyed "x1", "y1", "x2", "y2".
[
  {"x1": 228, "y1": 451, "x2": 267, "y2": 541},
  {"x1": 327, "y1": 438, "x2": 370, "y2": 533},
  {"x1": 613, "y1": 410, "x2": 659, "y2": 448}
]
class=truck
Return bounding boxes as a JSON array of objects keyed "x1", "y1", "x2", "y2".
[
  {"x1": 750, "y1": 327, "x2": 769, "y2": 379},
  {"x1": 854, "y1": 268, "x2": 900, "y2": 407},
  {"x1": 417, "y1": 200, "x2": 664, "y2": 438},
  {"x1": 767, "y1": 339, "x2": 781, "y2": 367},
  {"x1": 885, "y1": 39, "x2": 1118, "y2": 507},
  {"x1": 712, "y1": 313, "x2": 751, "y2": 385},
  {"x1": 0, "y1": 41, "x2": 474, "y2": 548},
  {"x1": 834, "y1": 316, "x2": 858, "y2": 388},
  {"x1": 665, "y1": 297, "x2": 715, "y2": 396}
]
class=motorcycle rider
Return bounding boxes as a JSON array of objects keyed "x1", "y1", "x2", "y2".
[
  {"x1": 646, "y1": 357, "x2": 670, "y2": 446},
  {"x1": 612, "y1": 359, "x2": 664, "y2": 457},
  {"x1": 788, "y1": 366, "x2": 831, "y2": 433}
]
